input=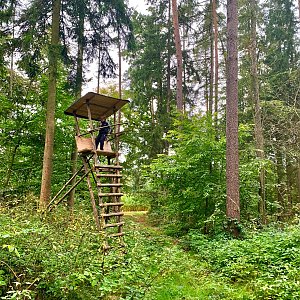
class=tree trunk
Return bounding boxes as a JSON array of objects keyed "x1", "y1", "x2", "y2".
[
  {"x1": 226, "y1": 0, "x2": 240, "y2": 221},
  {"x1": 286, "y1": 161, "x2": 293, "y2": 214},
  {"x1": 4, "y1": 144, "x2": 19, "y2": 187},
  {"x1": 298, "y1": 0, "x2": 300, "y2": 19},
  {"x1": 118, "y1": 33, "x2": 122, "y2": 101},
  {"x1": 297, "y1": 160, "x2": 300, "y2": 203},
  {"x1": 212, "y1": 0, "x2": 219, "y2": 124},
  {"x1": 68, "y1": 4, "x2": 84, "y2": 211},
  {"x1": 276, "y1": 151, "x2": 286, "y2": 217},
  {"x1": 166, "y1": 0, "x2": 171, "y2": 115},
  {"x1": 204, "y1": 48, "x2": 209, "y2": 113},
  {"x1": 97, "y1": 44, "x2": 101, "y2": 91},
  {"x1": 164, "y1": 0, "x2": 172, "y2": 153},
  {"x1": 209, "y1": 2, "x2": 214, "y2": 115},
  {"x1": 9, "y1": 0, "x2": 16, "y2": 98},
  {"x1": 75, "y1": 6, "x2": 84, "y2": 99},
  {"x1": 171, "y1": 0, "x2": 183, "y2": 112},
  {"x1": 39, "y1": 0, "x2": 61, "y2": 209},
  {"x1": 250, "y1": 0, "x2": 266, "y2": 224}
]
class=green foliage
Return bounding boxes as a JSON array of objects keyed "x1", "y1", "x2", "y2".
[
  {"x1": 0, "y1": 200, "x2": 105, "y2": 299},
  {"x1": 3, "y1": 200, "x2": 300, "y2": 299},
  {"x1": 184, "y1": 224, "x2": 300, "y2": 299},
  {"x1": 0, "y1": 203, "x2": 252, "y2": 300},
  {"x1": 122, "y1": 195, "x2": 149, "y2": 211},
  {"x1": 142, "y1": 114, "x2": 269, "y2": 234},
  {"x1": 0, "y1": 65, "x2": 74, "y2": 198},
  {"x1": 145, "y1": 114, "x2": 226, "y2": 232}
]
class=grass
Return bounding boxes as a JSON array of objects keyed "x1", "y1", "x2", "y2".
[
  {"x1": 125, "y1": 213, "x2": 252, "y2": 300},
  {"x1": 1, "y1": 199, "x2": 300, "y2": 299}
]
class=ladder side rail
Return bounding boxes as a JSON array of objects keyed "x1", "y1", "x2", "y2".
[
  {"x1": 87, "y1": 158, "x2": 98, "y2": 186},
  {"x1": 116, "y1": 168, "x2": 123, "y2": 234}
]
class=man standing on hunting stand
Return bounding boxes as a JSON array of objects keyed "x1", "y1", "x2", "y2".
[{"x1": 95, "y1": 118, "x2": 110, "y2": 150}]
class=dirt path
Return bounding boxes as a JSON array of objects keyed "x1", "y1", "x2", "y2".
[{"x1": 123, "y1": 210, "x2": 148, "y2": 223}]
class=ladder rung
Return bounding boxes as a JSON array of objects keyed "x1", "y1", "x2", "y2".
[
  {"x1": 98, "y1": 193, "x2": 123, "y2": 197},
  {"x1": 100, "y1": 202, "x2": 124, "y2": 207},
  {"x1": 108, "y1": 232, "x2": 124, "y2": 238},
  {"x1": 95, "y1": 164, "x2": 122, "y2": 169},
  {"x1": 97, "y1": 183, "x2": 123, "y2": 187},
  {"x1": 103, "y1": 222, "x2": 125, "y2": 229},
  {"x1": 97, "y1": 174, "x2": 122, "y2": 178},
  {"x1": 101, "y1": 212, "x2": 124, "y2": 217}
]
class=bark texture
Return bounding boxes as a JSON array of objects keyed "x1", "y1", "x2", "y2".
[
  {"x1": 171, "y1": 0, "x2": 183, "y2": 111},
  {"x1": 209, "y1": 12, "x2": 214, "y2": 115},
  {"x1": 167, "y1": 0, "x2": 171, "y2": 114},
  {"x1": 226, "y1": 0, "x2": 240, "y2": 221},
  {"x1": 250, "y1": 0, "x2": 266, "y2": 223},
  {"x1": 4, "y1": 144, "x2": 19, "y2": 187},
  {"x1": 39, "y1": 0, "x2": 61, "y2": 209},
  {"x1": 212, "y1": 0, "x2": 219, "y2": 122},
  {"x1": 68, "y1": 4, "x2": 84, "y2": 210}
]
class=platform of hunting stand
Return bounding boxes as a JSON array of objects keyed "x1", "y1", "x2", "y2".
[{"x1": 75, "y1": 136, "x2": 116, "y2": 157}]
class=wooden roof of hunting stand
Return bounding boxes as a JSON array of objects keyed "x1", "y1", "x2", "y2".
[{"x1": 64, "y1": 92, "x2": 129, "y2": 120}]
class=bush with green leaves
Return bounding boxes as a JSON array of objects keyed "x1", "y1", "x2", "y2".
[
  {"x1": 3, "y1": 197, "x2": 300, "y2": 299},
  {"x1": 184, "y1": 224, "x2": 300, "y2": 299},
  {"x1": 144, "y1": 114, "x2": 267, "y2": 234},
  {"x1": 1, "y1": 200, "x2": 234, "y2": 300}
]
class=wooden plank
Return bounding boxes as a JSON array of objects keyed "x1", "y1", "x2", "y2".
[
  {"x1": 96, "y1": 174, "x2": 122, "y2": 178},
  {"x1": 100, "y1": 202, "x2": 124, "y2": 207},
  {"x1": 98, "y1": 193, "x2": 123, "y2": 197},
  {"x1": 95, "y1": 150, "x2": 117, "y2": 158},
  {"x1": 97, "y1": 183, "x2": 123, "y2": 187},
  {"x1": 64, "y1": 92, "x2": 129, "y2": 121},
  {"x1": 101, "y1": 212, "x2": 124, "y2": 217},
  {"x1": 103, "y1": 222, "x2": 125, "y2": 229},
  {"x1": 94, "y1": 164, "x2": 122, "y2": 169}
]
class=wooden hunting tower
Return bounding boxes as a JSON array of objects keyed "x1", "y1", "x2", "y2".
[{"x1": 48, "y1": 92, "x2": 129, "y2": 250}]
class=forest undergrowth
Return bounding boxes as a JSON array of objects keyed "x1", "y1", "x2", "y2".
[{"x1": 1, "y1": 198, "x2": 300, "y2": 299}]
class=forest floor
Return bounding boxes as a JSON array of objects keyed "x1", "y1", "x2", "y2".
[
  {"x1": 1, "y1": 203, "x2": 300, "y2": 299},
  {"x1": 121, "y1": 211, "x2": 251, "y2": 300}
]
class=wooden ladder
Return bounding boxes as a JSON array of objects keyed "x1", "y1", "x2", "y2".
[{"x1": 94, "y1": 163, "x2": 125, "y2": 250}]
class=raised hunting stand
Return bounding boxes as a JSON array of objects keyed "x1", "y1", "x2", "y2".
[{"x1": 47, "y1": 92, "x2": 129, "y2": 250}]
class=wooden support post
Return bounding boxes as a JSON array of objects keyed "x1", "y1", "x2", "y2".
[
  {"x1": 86, "y1": 101, "x2": 97, "y2": 165},
  {"x1": 82, "y1": 156, "x2": 101, "y2": 230},
  {"x1": 73, "y1": 114, "x2": 81, "y2": 135},
  {"x1": 113, "y1": 107, "x2": 120, "y2": 165},
  {"x1": 48, "y1": 170, "x2": 90, "y2": 211},
  {"x1": 47, "y1": 165, "x2": 84, "y2": 208}
]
